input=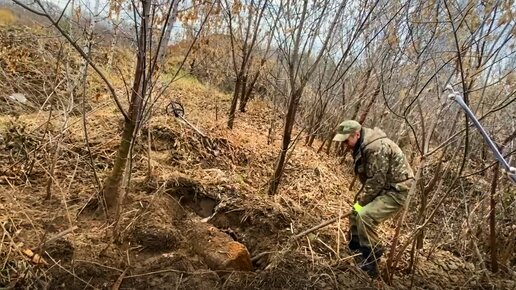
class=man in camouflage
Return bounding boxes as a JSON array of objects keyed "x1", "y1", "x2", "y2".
[{"x1": 333, "y1": 120, "x2": 414, "y2": 277}]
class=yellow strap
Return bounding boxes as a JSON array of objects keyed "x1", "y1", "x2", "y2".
[{"x1": 353, "y1": 202, "x2": 363, "y2": 213}]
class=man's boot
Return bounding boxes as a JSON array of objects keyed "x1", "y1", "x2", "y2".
[
  {"x1": 358, "y1": 246, "x2": 384, "y2": 278},
  {"x1": 348, "y1": 232, "x2": 360, "y2": 251},
  {"x1": 347, "y1": 232, "x2": 364, "y2": 264}
]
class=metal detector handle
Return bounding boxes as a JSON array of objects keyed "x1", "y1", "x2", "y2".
[{"x1": 448, "y1": 90, "x2": 516, "y2": 184}]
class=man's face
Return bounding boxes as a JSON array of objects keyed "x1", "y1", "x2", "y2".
[{"x1": 344, "y1": 131, "x2": 360, "y2": 150}]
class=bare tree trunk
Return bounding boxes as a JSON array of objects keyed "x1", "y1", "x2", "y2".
[
  {"x1": 307, "y1": 134, "x2": 316, "y2": 147},
  {"x1": 157, "y1": 0, "x2": 180, "y2": 64},
  {"x1": 317, "y1": 137, "x2": 327, "y2": 153},
  {"x1": 480, "y1": 146, "x2": 487, "y2": 177},
  {"x1": 305, "y1": 112, "x2": 316, "y2": 146},
  {"x1": 416, "y1": 148, "x2": 446, "y2": 249},
  {"x1": 239, "y1": 1, "x2": 282, "y2": 113},
  {"x1": 75, "y1": 0, "x2": 99, "y2": 91},
  {"x1": 238, "y1": 72, "x2": 249, "y2": 112},
  {"x1": 268, "y1": 88, "x2": 302, "y2": 194},
  {"x1": 106, "y1": 41, "x2": 117, "y2": 71},
  {"x1": 416, "y1": 177, "x2": 426, "y2": 250},
  {"x1": 103, "y1": 120, "x2": 136, "y2": 211},
  {"x1": 225, "y1": 0, "x2": 270, "y2": 128},
  {"x1": 358, "y1": 86, "x2": 379, "y2": 124},
  {"x1": 107, "y1": 10, "x2": 121, "y2": 70},
  {"x1": 239, "y1": 69, "x2": 258, "y2": 112},
  {"x1": 325, "y1": 133, "x2": 334, "y2": 155},
  {"x1": 267, "y1": 93, "x2": 277, "y2": 145},
  {"x1": 334, "y1": 97, "x2": 361, "y2": 156},
  {"x1": 227, "y1": 73, "x2": 243, "y2": 129},
  {"x1": 339, "y1": 85, "x2": 378, "y2": 163},
  {"x1": 102, "y1": 0, "x2": 151, "y2": 213}
]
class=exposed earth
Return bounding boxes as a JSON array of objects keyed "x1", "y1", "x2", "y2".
[{"x1": 1, "y1": 23, "x2": 515, "y2": 290}]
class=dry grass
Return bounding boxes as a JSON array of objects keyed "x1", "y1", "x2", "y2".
[
  {"x1": 1, "y1": 23, "x2": 515, "y2": 290},
  {"x1": 0, "y1": 9, "x2": 16, "y2": 26}
]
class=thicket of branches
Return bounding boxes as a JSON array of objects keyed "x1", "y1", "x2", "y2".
[
  {"x1": 184, "y1": 0, "x2": 516, "y2": 275},
  {"x1": 9, "y1": 0, "x2": 516, "y2": 278}
]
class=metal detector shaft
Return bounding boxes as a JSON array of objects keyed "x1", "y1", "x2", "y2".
[
  {"x1": 448, "y1": 91, "x2": 516, "y2": 184},
  {"x1": 178, "y1": 115, "x2": 207, "y2": 138}
]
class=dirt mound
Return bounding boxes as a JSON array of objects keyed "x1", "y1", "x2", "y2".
[
  {"x1": 125, "y1": 253, "x2": 221, "y2": 289},
  {"x1": 126, "y1": 194, "x2": 185, "y2": 252},
  {"x1": 0, "y1": 26, "x2": 75, "y2": 113},
  {"x1": 143, "y1": 123, "x2": 251, "y2": 170},
  {"x1": 44, "y1": 237, "x2": 75, "y2": 263},
  {"x1": 1, "y1": 21, "x2": 515, "y2": 289},
  {"x1": 130, "y1": 223, "x2": 180, "y2": 252}
]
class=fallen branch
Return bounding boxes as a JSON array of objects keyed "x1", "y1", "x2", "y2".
[
  {"x1": 293, "y1": 212, "x2": 351, "y2": 240},
  {"x1": 45, "y1": 252, "x2": 98, "y2": 289},
  {"x1": 112, "y1": 268, "x2": 128, "y2": 290},
  {"x1": 251, "y1": 251, "x2": 274, "y2": 262},
  {"x1": 251, "y1": 212, "x2": 352, "y2": 262},
  {"x1": 38, "y1": 226, "x2": 78, "y2": 249}
]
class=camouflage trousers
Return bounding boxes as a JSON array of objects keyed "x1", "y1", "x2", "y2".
[{"x1": 349, "y1": 192, "x2": 406, "y2": 250}]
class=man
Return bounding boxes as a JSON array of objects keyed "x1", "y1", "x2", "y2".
[{"x1": 333, "y1": 120, "x2": 414, "y2": 277}]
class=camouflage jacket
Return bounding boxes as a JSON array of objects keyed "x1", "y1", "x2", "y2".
[{"x1": 352, "y1": 127, "x2": 414, "y2": 206}]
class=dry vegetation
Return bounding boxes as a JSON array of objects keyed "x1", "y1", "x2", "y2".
[{"x1": 1, "y1": 1, "x2": 515, "y2": 290}]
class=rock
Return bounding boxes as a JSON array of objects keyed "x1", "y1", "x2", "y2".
[
  {"x1": 188, "y1": 220, "x2": 252, "y2": 271},
  {"x1": 8, "y1": 93, "x2": 27, "y2": 104}
]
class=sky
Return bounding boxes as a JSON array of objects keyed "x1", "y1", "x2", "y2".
[
  {"x1": 51, "y1": 0, "x2": 110, "y2": 16},
  {"x1": 46, "y1": 0, "x2": 188, "y2": 45}
]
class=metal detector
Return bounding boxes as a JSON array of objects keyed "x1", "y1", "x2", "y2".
[{"x1": 447, "y1": 86, "x2": 516, "y2": 184}]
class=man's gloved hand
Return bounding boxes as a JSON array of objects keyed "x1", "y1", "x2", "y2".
[{"x1": 353, "y1": 202, "x2": 363, "y2": 214}]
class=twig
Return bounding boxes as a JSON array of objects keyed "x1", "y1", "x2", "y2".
[
  {"x1": 336, "y1": 201, "x2": 342, "y2": 259},
  {"x1": 1, "y1": 217, "x2": 28, "y2": 258},
  {"x1": 307, "y1": 236, "x2": 315, "y2": 269},
  {"x1": 74, "y1": 260, "x2": 124, "y2": 273},
  {"x1": 111, "y1": 268, "x2": 128, "y2": 290},
  {"x1": 175, "y1": 273, "x2": 183, "y2": 290},
  {"x1": 125, "y1": 268, "x2": 213, "y2": 279},
  {"x1": 250, "y1": 251, "x2": 274, "y2": 262},
  {"x1": 251, "y1": 213, "x2": 352, "y2": 262},
  {"x1": 45, "y1": 252, "x2": 98, "y2": 289},
  {"x1": 316, "y1": 237, "x2": 338, "y2": 258},
  {"x1": 338, "y1": 252, "x2": 361, "y2": 263},
  {"x1": 293, "y1": 212, "x2": 351, "y2": 240},
  {"x1": 38, "y1": 226, "x2": 78, "y2": 249}
]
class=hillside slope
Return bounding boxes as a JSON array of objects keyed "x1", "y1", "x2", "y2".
[{"x1": 0, "y1": 24, "x2": 515, "y2": 290}]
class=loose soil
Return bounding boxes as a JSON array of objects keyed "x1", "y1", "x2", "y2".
[{"x1": 1, "y1": 23, "x2": 515, "y2": 290}]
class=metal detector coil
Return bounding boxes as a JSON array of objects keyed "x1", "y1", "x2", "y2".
[
  {"x1": 165, "y1": 100, "x2": 206, "y2": 137},
  {"x1": 166, "y1": 101, "x2": 185, "y2": 118}
]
